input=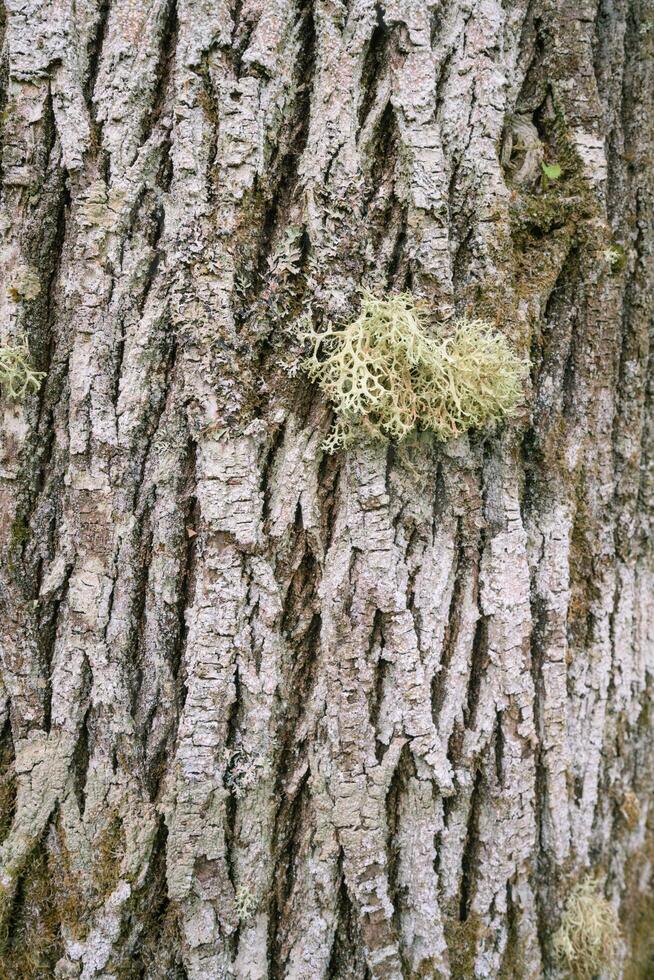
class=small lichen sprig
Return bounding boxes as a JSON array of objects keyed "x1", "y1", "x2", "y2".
[
  {"x1": 0, "y1": 340, "x2": 45, "y2": 400},
  {"x1": 603, "y1": 243, "x2": 627, "y2": 274},
  {"x1": 300, "y1": 293, "x2": 527, "y2": 453},
  {"x1": 553, "y1": 878, "x2": 621, "y2": 979},
  {"x1": 224, "y1": 748, "x2": 270, "y2": 800},
  {"x1": 234, "y1": 886, "x2": 257, "y2": 923}
]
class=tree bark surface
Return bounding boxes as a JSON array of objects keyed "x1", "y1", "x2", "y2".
[{"x1": 0, "y1": 0, "x2": 653, "y2": 977}]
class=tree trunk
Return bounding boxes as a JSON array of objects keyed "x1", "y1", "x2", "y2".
[{"x1": 0, "y1": 0, "x2": 652, "y2": 976}]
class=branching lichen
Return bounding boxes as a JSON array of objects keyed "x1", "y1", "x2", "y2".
[
  {"x1": 224, "y1": 747, "x2": 269, "y2": 799},
  {"x1": 604, "y1": 243, "x2": 627, "y2": 274},
  {"x1": 234, "y1": 885, "x2": 257, "y2": 923},
  {"x1": 553, "y1": 878, "x2": 621, "y2": 979},
  {"x1": 300, "y1": 293, "x2": 527, "y2": 452},
  {"x1": 0, "y1": 341, "x2": 45, "y2": 400}
]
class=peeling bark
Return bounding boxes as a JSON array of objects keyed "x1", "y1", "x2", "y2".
[{"x1": 0, "y1": 0, "x2": 652, "y2": 977}]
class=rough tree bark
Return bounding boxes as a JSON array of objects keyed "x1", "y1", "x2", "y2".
[{"x1": 0, "y1": 0, "x2": 652, "y2": 977}]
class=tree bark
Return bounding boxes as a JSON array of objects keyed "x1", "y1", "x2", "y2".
[{"x1": 0, "y1": 0, "x2": 652, "y2": 977}]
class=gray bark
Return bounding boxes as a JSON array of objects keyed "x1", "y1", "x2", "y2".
[{"x1": 0, "y1": 0, "x2": 652, "y2": 977}]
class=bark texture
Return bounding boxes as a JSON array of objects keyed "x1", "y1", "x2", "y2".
[{"x1": 0, "y1": 0, "x2": 653, "y2": 977}]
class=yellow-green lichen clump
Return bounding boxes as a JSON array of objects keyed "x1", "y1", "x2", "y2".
[
  {"x1": 301, "y1": 293, "x2": 527, "y2": 452},
  {"x1": 0, "y1": 340, "x2": 45, "y2": 400},
  {"x1": 553, "y1": 878, "x2": 621, "y2": 978}
]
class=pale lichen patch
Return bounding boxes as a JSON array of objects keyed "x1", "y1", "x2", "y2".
[
  {"x1": 0, "y1": 340, "x2": 45, "y2": 400},
  {"x1": 553, "y1": 878, "x2": 621, "y2": 979},
  {"x1": 300, "y1": 293, "x2": 527, "y2": 452}
]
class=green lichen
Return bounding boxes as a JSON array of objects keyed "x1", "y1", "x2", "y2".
[
  {"x1": 553, "y1": 878, "x2": 621, "y2": 979},
  {"x1": 0, "y1": 341, "x2": 45, "y2": 400},
  {"x1": 301, "y1": 293, "x2": 527, "y2": 453},
  {"x1": 234, "y1": 885, "x2": 257, "y2": 923}
]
